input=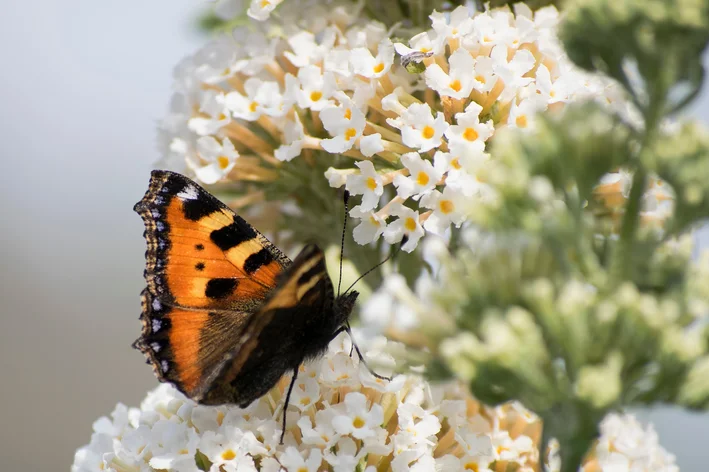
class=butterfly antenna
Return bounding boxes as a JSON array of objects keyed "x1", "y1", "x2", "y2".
[
  {"x1": 343, "y1": 236, "x2": 407, "y2": 296},
  {"x1": 346, "y1": 326, "x2": 392, "y2": 381},
  {"x1": 337, "y1": 190, "x2": 350, "y2": 298}
]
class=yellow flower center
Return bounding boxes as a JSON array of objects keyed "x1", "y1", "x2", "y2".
[
  {"x1": 420, "y1": 47, "x2": 431, "y2": 53},
  {"x1": 450, "y1": 79, "x2": 462, "y2": 92},
  {"x1": 217, "y1": 156, "x2": 230, "y2": 169},
  {"x1": 249, "y1": 101, "x2": 258, "y2": 113},
  {"x1": 299, "y1": 396, "x2": 311, "y2": 406},
  {"x1": 439, "y1": 200, "x2": 454, "y2": 214},
  {"x1": 373, "y1": 63, "x2": 385, "y2": 73},
  {"x1": 516, "y1": 114, "x2": 528, "y2": 128},
  {"x1": 344, "y1": 128, "x2": 357, "y2": 141},
  {"x1": 310, "y1": 91, "x2": 323, "y2": 102},
  {"x1": 422, "y1": 126, "x2": 435, "y2": 139},
  {"x1": 550, "y1": 90, "x2": 556, "y2": 98},
  {"x1": 217, "y1": 113, "x2": 227, "y2": 120},
  {"x1": 179, "y1": 449, "x2": 189, "y2": 455},
  {"x1": 344, "y1": 108, "x2": 352, "y2": 120},
  {"x1": 451, "y1": 158, "x2": 462, "y2": 170},
  {"x1": 464, "y1": 463, "x2": 479, "y2": 471},
  {"x1": 476, "y1": 74, "x2": 486, "y2": 84},
  {"x1": 260, "y1": 0, "x2": 271, "y2": 7},
  {"x1": 463, "y1": 128, "x2": 478, "y2": 141},
  {"x1": 297, "y1": 468, "x2": 308, "y2": 472},
  {"x1": 352, "y1": 416, "x2": 366, "y2": 428},
  {"x1": 369, "y1": 215, "x2": 381, "y2": 226},
  {"x1": 222, "y1": 449, "x2": 237, "y2": 461},
  {"x1": 404, "y1": 217, "x2": 417, "y2": 231},
  {"x1": 217, "y1": 411, "x2": 225, "y2": 425},
  {"x1": 366, "y1": 177, "x2": 378, "y2": 190},
  {"x1": 416, "y1": 171, "x2": 430, "y2": 186}
]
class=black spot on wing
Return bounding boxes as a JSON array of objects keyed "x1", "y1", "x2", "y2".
[
  {"x1": 205, "y1": 278, "x2": 239, "y2": 299},
  {"x1": 210, "y1": 217, "x2": 257, "y2": 251},
  {"x1": 244, "y1": 248, "x2": 274, "y2": 274},
  {"x1": 195, "y1": 262, "x2": 205, "y2": 271},
  {"x1": 182, "y1": 197, "x2": 217, "y2": 221},
  {"x1": 195, "y1": 244, "x2": 204, "y2": 251}
]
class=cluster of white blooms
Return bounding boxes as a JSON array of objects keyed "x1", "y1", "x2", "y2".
[
  {"x1": 72, "y1": 333, "x2": 549, "y2": 472},
  {"x1": 160, "y1": 1, "x2": 637, "y2": 252}
]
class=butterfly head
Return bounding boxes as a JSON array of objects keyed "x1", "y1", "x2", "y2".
[{"x1": 334, "y1": 290, "x2": 359, "y2": 325}]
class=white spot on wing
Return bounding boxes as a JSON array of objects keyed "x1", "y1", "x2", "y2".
[
  {"x1": 161, "y1": 360, "x2": 169, "y2": 372},
  {"x1": 152, "y1": 319, "x2": 162, "y2": 333},
  {"x1": 177, "y1": 185, "x2": 200, "y2": 201},
  {"x1": 152, "y1": 298, "x2": 162, "y2": 311},
  {"x1": 151, "y1": 342, "x2": 161, "y2": 352}
]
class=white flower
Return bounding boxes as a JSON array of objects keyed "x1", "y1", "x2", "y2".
[
  {"x1": 187, "y1": 90, "x2": 230, "y2": 136},
  {"x1": 325, "y1": 167, "x2": 357, "y2": 188},
  {"x1": 294, "y1": 65, "x2": 337, "y2": 111},
  {"x1": 324, "y1": 437, "x2": 365, "y2": 472},
  {"x1": 285, "y1": 29, "x2": 337, "y2": 67},
  {"x1": 430, "y1": 5, "x2": 474, "y2": 40},
  {"x1": 383, "y1": 204, "x2": 425, "y2": 252},
  {"x1": 321, "y1": 99, "x2": 367, "y2": 153},
  {"x1": 491, "y1": 45, "x2": 536, "y2": 102},
  {"x1": 280, "y1": 446, "x2": 322, "y2": 472},
  {"x1": 445, "y1": 101, "x2": 494, "y2": 154},
  {"x1": 395, "y1": 103, "x2": 448, "y2": 152},
  {"x1": 350, "y1": 38, "x2": 395, "y2": 78},
  {"x1": 508, "y1": 95, "x2": 547, "y2": 129},
  {"x1": 275, "y1": 113, "x2": 305, "y2": 162},
  {"x1": 424, "y1": 48, "x2": 475, "y2": 99},
  {"x1": 350, "y1": 205, "x2": 387, "y2": 244},
  {"x1": 359, "y1": 133, "x2": 384, "y2": 157},
  {"x1": 331, "y1": 392, "x2": 384, "y2": 440},
  {"x1": 421, "y1": 186, "x2": 467, "y2": 234},
  {"x1": 345, "y1": 160, "x2": 384, "y2": 211},
  {"x1": 394, "y1": 31, "x2": 444, "y2": 57},
  {"x1": 192, "y1": 136, "x2": 240, "y2": 184},
  {"x1": 224, "y1": 78, "x2": 287, "y2": 120},
  {"x1": 247, "y1": 0, "x2": 284, "y2": 21},
  {"x1": 393, "y1": 152, "x2": 442, "y2": 199}
]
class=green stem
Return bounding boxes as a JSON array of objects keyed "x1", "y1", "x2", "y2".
[{"x1": 610, "y1": 167, "x2": 647, "y2": 283}]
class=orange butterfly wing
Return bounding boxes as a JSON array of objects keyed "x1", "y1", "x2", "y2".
[{"x1": 133, "y1": 170, "x2": 291, "y2": 397}]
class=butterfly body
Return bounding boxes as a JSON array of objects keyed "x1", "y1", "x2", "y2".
[{"x1": 133, "y1": 170, "x2": 358, "y2": 408}]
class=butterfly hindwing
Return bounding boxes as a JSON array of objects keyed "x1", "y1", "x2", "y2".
[{"x1": 198, "y1": 244, "x2": 336, "y2": 406}]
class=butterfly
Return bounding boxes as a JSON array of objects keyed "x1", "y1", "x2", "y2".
[{"x1": 132, "y1": 170, "x2": 385, "y2": 442}]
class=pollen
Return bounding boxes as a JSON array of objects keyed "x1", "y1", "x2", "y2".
[
  {"x1": 366, "y1": 177, "x2": 378, "y2": 190},
  {"x1": 463, "y1": 127, "x2": 478, "y2": 141},
  {"x1": 344, "y1": 108, "x2": 352, "y2": 120},
  {"x1": 451, "y1": 158, "x2": 462, "y2": 170},
  {"x1": 516, "y1": 114, "x2": 528, "y2": 128},
  {"x1": 439, "y1": 200, "x2": 454, "y2": 214},
  {"x1": 422, "y1": 126, "x2": 435, "y2": 139},
  {"x1": 344, "y1": 128, "x2": 357, "y2": 141},
  {"x1": 217, "y1": 156, "x2": 230, "y2": 169},
  {"x1": 221, "y1": 449, "x2": 237, "y2": 461},
  {"x1": 249, "y1": 101, "x2": 258, "y2": 113},
  {"x1": 352, "y1": 416, "x2": 366, "y2": 428},
  {"x1": 373, "y1": 63, "x2": 385, "y2": 73},
  {"x1": 310, "y1": 90, "x2": 323, "y2": 102},
  {"x1": 405, "y1": 217, "x2": 417, "y2": 231},
  {"x1": 416, "y1": 171, "x2": 430, "y2": 186},
  {"x1": 450, "y1": 79, "x2": 462, "y2": 92}
]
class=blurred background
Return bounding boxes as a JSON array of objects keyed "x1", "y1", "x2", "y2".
[{"x1": 0, "y1": 1, "x2": 707, "y2": 469}]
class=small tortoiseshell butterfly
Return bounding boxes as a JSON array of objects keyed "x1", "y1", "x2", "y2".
[{"x1": 132, "y1": 170, "x2": 379, "y2": 441}]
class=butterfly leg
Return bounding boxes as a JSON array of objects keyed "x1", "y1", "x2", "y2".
[{"x1": 279, "y1": 367, "x2": 299, "y2": 444}]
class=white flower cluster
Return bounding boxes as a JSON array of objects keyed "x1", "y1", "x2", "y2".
[
  {"x1": 72, "y1": 333, "x2": 549, "y2": 472},
  {"x1": 159, "y1": 2, "x2": 629, "y2": 253}
]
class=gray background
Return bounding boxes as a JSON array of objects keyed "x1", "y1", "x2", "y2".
[{"x1": 0, "y1": 1, "x2": 707, "y2": 469}]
